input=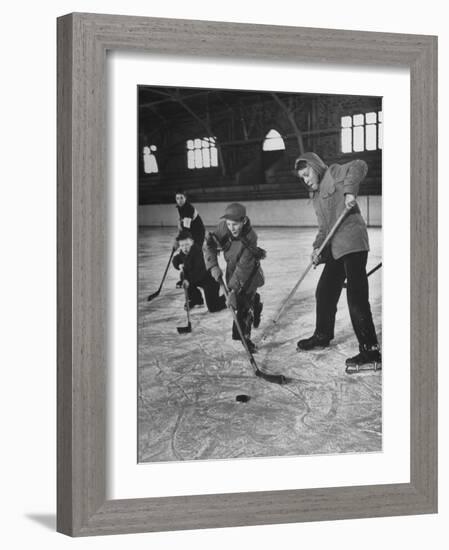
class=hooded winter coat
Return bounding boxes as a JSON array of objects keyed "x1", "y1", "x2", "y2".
[
  {"x1": 204, "y1": 218, "x2": 264, "y2": 295},
  {"x1": 296, "y1": 152, "x2": 370, "y2": 260}
]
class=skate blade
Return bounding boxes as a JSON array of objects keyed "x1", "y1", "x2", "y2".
[
  {"x1": 345, "y1": 362, "x2": 382, "y2": 374},
  {"x1": 296, "y1": 345, "x2": 329, "y2": 352}
]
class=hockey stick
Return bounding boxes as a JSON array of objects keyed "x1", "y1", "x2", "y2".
[
  {"x1": 147, "y1": 247, "x2": 175, "y2": 302},
  {"x1": 176, "y1": 273, "x2": 192, "y2": 334},
  {"x1": 219, "y1": 276, "x2": 286, "y2": 385},
  {"x1": 343, "y1": 261, "x2": 382, "y2": 288},
  {"x1": 266, "y1": 203, "x2": 355, "y2": 333}
]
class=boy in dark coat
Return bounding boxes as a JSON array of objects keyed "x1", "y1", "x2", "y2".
[
  {"x1": 295, "y1": 152, "x2": 381, "y2": 373},
  {"x1": 172, "y1": 229, "x2": 226, "y2": 312},
  {"x1": 204, "y1": 203, "x2": 264, "y2": 353},
  {"x1": 175, "y1": 191, "x2": 206, "y2": 248}
]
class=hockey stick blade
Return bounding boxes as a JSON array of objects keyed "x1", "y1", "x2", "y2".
[
  {"x1": 147, "y1": 248, "x2": 176, "y2": 302},
  {"x1": 147, "y1": 289, "x2": 161, "y2": 302},
  {"x1": 255, "y1": 369, "x2": 287, "y2": 385},
  {"x1": 176, "y1": 322, "x2": 192, "y2": 334}
]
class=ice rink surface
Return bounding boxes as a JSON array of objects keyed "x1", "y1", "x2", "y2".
[{"x1": 138, "y1": 226, "x2": 382, "y2": 463}]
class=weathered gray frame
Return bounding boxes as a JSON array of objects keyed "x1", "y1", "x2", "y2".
[{"x1": 57, "y1": 12, "x2": 438, "y2": 537}]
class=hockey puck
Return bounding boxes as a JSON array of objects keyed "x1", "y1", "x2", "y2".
[{"x1": 236, "y1": 394, "x2": 250, "y2": 403}]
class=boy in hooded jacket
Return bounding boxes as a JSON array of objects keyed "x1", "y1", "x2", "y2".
[
  {"x1": 295, "y1": 152, "x2": 381, "y2": 373},
  {"x1": 204, "y1": 203, "x2": 264, "y2": 354}
]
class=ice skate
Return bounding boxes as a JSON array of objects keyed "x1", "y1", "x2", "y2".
[
  {"x1": 232, "y1": 320, "x2": 257, "y2": 353},
  {"x1": 243, "y1": 337, "x2": 257, "y2": 354},
  {"x1": 345, "y1": 345, "x2": 382, "y2": 374},
  {"x1": 296, "y1": 332, "x2": 330, "y2": 351},
  {"x1": 232, "y1": 332, "x2": 257, "y2": 354},
  {"x1": 245, "y1": 338, "x2": 257, "y2": 354}
]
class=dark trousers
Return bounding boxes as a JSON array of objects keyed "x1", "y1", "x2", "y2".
[
  {"x1": 232, "y1": 292, "x2": 255, "y2": 340},
  {"x1": 315, "y1": 251, "x2": 378, "y2": 348},
  {"x1": 188, "y1": 275, "x2": 225, "y2": 312}
]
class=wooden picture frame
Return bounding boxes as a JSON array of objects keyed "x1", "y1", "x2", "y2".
[{"x1": 57, "y1": 12, "x2": 437, "y2": 536}]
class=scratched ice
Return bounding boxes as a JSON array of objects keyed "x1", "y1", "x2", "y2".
[{"x1": 138, "y1": 227, "x2": 382, "y2": 462}]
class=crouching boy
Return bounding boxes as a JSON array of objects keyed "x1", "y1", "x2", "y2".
[
  {"x1": 204, "y1": 203, "x2": 264, "y2": 353},
  {"x1": 172, "y1": 229, "x2": 226, "y2": 312}
]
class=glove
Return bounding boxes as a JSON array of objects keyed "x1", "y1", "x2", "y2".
[
  {"x1": 311, "y1": 249, "x2": 321, "y2": 266},
  {"x1": 345, "y1": 193, "x2": 356, "y2": 209},
  {"x1": 210, "y1": 266, "x2": 223, "y2": 282},
  {"x1": 182, "y1": 280, "x2": 189, "y2": 289},
  {"x1": 226, "y1": 290, "x2": 237, "y2": 310}
]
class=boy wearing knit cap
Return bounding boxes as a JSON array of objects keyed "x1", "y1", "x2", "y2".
[
  {"x1": 204, "y1": 203, "x2": 264, "y2": 354},
  {"x1": 295, "y1": 152, "x2": 381, "y2": 373}
]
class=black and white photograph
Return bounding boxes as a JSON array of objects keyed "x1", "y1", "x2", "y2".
[
  {"x1": 3, "y1": 0, "x2": 443, "y2": 546},
  {"x1": 137, "y1": 85, "x2": 383, "y2": 463}
]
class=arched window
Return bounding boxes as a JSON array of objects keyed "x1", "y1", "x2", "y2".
[
  {"x1": 143, "y1": 145, "x2": 158, "y2": 174},
  {"x1": 262, "y1": 129, "x2": 286, "y2": 151}
]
